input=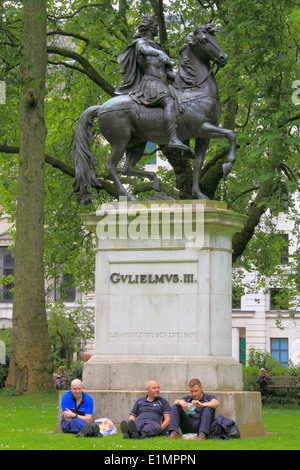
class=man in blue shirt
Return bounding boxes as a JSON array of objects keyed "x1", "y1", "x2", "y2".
[
  {"x1": 121, "y1": 379, "x2": 171, "y2": 439},
  {"x1": 60, "y1": 379, "x2": 102, "y2": 437},
  {"x1": 168, "y1": 378, "x2": 220, "y2": 441}
]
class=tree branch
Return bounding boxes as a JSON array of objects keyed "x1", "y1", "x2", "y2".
[
  {"x1": 232, "y1": 178, "x2": 280, "y2": 263},
  {"x1": 47, "y1": 45, "x2": 116, "y2": 97},
  {"x1": 0, "y1": 144, "x2": 125, "y2": 200},
  {"x1": 0, "y1": 144, "x2": 75, "y2": 177},
  {"x1": 150, "y1": 0, "x2": 168, "y2": 52},
  {"x1": 47, "y1": 3, "x2": 106, "y2": 21},
  {"x1": 47, "y1": 30, "x2": 113, "y2": 56},
  {"x1": 47, "y1": 30, "x2": 90, "y2": 43},
  {"x1": 278, "y1": 114, "x2": 300, "y2": 128}
]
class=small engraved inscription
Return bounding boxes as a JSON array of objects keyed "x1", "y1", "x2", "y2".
[{"x1": 109, "y1": 331, "x2": 197, "y2": 338}]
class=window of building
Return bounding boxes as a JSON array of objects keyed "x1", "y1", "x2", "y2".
[
  {"x1": 239, "y1": 338, "x2": 246, "y2": 367},
  {"x1": 55, "y1": 272, "x2": 76, "y2": 302},
  {"x1": 271, "y1": 338, "x2": 288, "y2": 367},
  {"x1": 0, "y1": 246, "x2": 14, "y2": 302},
  {"x1": 269, "y1": 288, "x2": 288, "y2": 311},
  {"x1": 145, "y1": 142, "x2": 157, "y2": 165}
]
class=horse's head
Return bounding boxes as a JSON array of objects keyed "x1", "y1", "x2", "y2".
[{"x1": 190, "y1": 23, "x2": 227, "y2": 68}]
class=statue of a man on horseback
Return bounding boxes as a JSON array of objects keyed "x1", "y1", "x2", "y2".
[
  {"x1": 72, "y1": 16, "x2": 236, "y2": 204},
  {"x1": 115, "y1": 14, "x2": 189, "y2": 151}
]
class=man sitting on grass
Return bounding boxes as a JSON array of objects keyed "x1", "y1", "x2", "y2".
[
  {"x1": 168, "y1": 378, "x2": 219, "y2": 441},
  {"x1": 121, "y1": 379, "x2": 171, "y2": 439},
  {"x1": 60, "y1": 378, "x2": 102, "y2": 438}
]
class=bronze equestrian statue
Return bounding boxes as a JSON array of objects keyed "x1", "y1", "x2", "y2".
[
  {"x1": 73, "y1": 15, "x2": 236, "y2": 204},
  {"x1": 115, "y1": 14, "x2": 189, "y2": 152}
]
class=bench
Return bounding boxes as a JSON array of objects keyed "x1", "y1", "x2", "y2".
[{"x1": 257, "y1": 376, "x2": 300, "y2": 399}]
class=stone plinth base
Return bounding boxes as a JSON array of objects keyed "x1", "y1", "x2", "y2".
[
  {"x1": 82, "y1": 355, "x2": 243, "y2": 391},
  {"x1": 56, "y1": 390, "x2": 265, "y2": 438}
]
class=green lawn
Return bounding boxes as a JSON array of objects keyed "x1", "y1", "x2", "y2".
[{"x1": 0, "y1": 390, "x2": 299, "y2": 450}]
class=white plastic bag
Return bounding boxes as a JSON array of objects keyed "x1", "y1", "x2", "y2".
[
  {"x1": 94, "y1": 418, "x2": 117, "y2": 436},
  {"x1": 183, "y1": 433, "x2": 198, "y2": 440}
]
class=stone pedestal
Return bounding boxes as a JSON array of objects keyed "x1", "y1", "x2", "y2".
[{"x1": 76, "y1": 200, "x2": 265, "y2": 437}]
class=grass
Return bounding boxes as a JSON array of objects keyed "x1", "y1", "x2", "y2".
[{"x1": 0, "y1": 390, "x2": 299, "y2": 450}]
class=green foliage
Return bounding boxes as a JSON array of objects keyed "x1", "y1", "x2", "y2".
[
  {"x1": 243, "y1": 348, "x2": 300, "y2": 397},
  {"x1": 242, "y1": 366, "x2": 260, "y2": 391},
  {"x1": 67, "y1": 361, "x2": 84, "y2": 382},
  {"x1": 247, "y1": 348, "x2": 300, "y2": 376},
  {"x1": 47, "y1": 301, "x2": 94, "y2": 370}
]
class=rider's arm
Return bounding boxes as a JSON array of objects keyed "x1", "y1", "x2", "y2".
[{"x1": 136, "y1": 39, "x2": 173, "y2": 66}]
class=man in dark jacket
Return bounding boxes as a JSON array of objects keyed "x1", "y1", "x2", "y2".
[
  {"x1": 121, "y1": 379, "x2": 171, "y2": 439},
  {"x1": 256, "y1": 368, "x2": 270, "y2": 393},
  {"x1": 168, "y1": 378, "x2": 220, "y2": 441}
]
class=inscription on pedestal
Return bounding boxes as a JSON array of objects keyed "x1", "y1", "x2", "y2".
[
  {"x1": 107, "y1": 264, "x2": 198, "y2": 345},
  {"x1": 110, "y1": 272, "x2": 196, "y2": 284}
]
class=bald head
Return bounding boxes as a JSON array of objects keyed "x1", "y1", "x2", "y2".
[{"x1": 146, "y1": 380, "x2": 160, "y2": 400}]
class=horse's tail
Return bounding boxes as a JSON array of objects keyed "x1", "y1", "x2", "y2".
[{"x1": 73, "y1": 105, "x2": 102, "y2": 205}]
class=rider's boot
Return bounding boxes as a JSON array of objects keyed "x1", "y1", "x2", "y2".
[
  {"x1": 164, "y1": 101, "x2": 190, "y2": 151},
  {"x1": 168, "y1": 132, "x2": 190, "y2": 151}
]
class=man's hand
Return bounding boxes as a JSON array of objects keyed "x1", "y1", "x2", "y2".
[
  {"x1": 192, "y1": 398, "x2": 220, "y2": 409},
  {"x1": 63, "y1": 408, "x2": 77, "y2": 421},
  {"x1": 174, "y1": 399, "x2": 189, "y2": 410},
  {"x1": 192, "y1": 400, "x2": 203, "y2": 407},
  {"x1": 158, "y1": 51, "x2": 175, "y2": 67}
]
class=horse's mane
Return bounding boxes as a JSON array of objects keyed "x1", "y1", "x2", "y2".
[
  {"x1": 174, "y1": 34, "x2": 198, "y2": 88},
  {"x1": 174, "y1": 23, "x2": 221, "y2": 89}
]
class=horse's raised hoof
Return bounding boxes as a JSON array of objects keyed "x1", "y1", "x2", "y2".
[
  {"x1": 192, "y1": 190, "x2": 209, "y2": 200},
  {"x1": 222, "y1": 162, "x2": 232, "y2": 178},
  {"x1": 127, "y1": 194, "x2": 138, "y2": 202}
]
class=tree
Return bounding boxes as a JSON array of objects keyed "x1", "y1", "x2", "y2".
[{"x1": 5, "y1": 0, "x2": 53, "y2": 394}]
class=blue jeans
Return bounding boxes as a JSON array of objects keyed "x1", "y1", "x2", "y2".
[
  {"x1": 61, "y1": 418, "x2": 91, "y2": 435},
  {"x1": 169, "y1": 404, "x2": 214, "y2": 436}
]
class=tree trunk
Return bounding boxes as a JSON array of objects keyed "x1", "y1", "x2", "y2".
[{"x1": 5, "y1": 0, "x2": 53, "y2": 394}]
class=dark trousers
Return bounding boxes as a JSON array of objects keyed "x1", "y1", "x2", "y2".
[
  {"x1": 134, "y1": 419, "x2": 162, "y2": 438},
  {"x1": 169, "y1": 404, "x2": 214, "y2": 436}
]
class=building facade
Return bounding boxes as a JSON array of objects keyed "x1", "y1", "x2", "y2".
[{"x1": 231, "y1": 206, "x2": 300, "y2": 367}]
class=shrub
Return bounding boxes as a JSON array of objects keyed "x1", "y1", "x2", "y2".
[
  {"x1": 243, "y1": 366, "x2": 260, "y2": 391},
  {"x1": 248, "y1": 347, "x2": 289, "y2": 376},
  {"x1": 243, "y1": 347, "x2": 300, "y2": 403},
  {"x1": 67, "y1": 362, "x2": 84, "y2": 383}
]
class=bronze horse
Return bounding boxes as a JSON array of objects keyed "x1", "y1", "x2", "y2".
[{"x1": 73, "y1": 24, "x2": 236, "y2": 204}]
